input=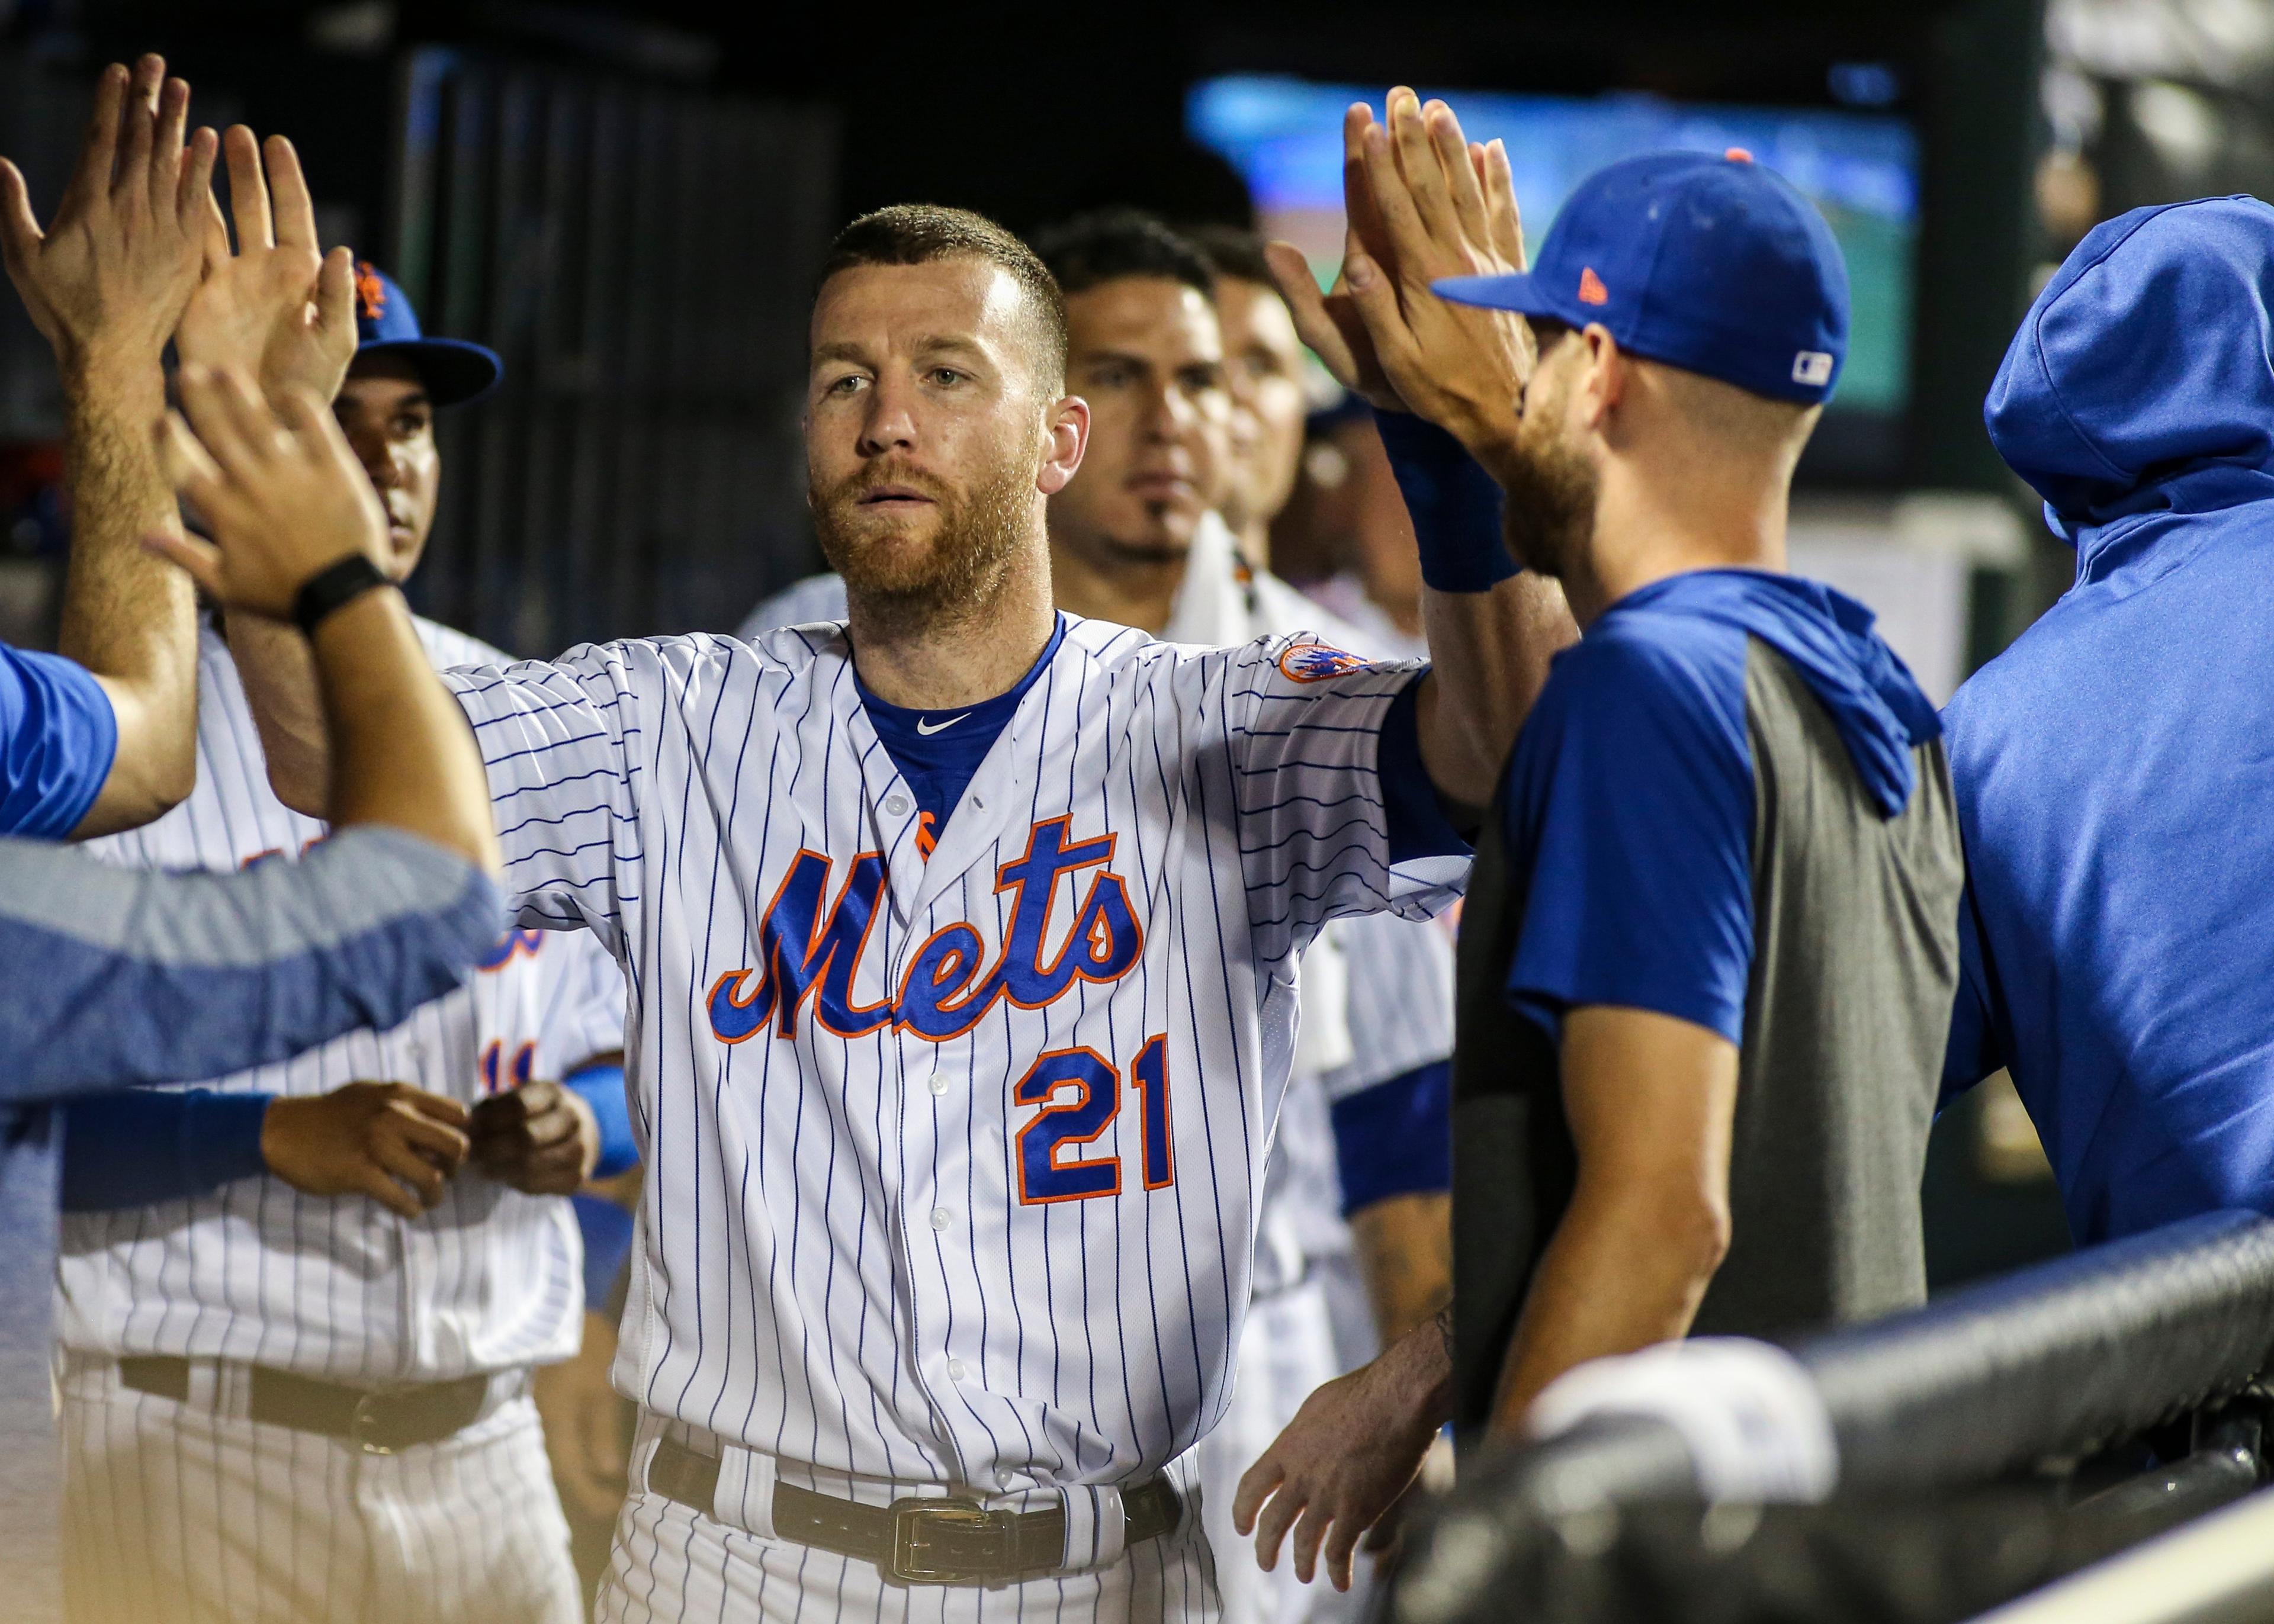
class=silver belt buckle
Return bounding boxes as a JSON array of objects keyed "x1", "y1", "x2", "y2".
[
  {"x1": 349, "y1": 1389, "x2": 400, "y2": 1456},
  {"x1": 887, "y1": 1496, "x2": 1010, "y2": 1585}
]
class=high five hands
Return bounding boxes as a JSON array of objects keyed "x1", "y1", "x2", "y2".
[
  {"x1": 0, "y1": 56, "x2": 214, "y2": 380},
  {"x1": 176, "y1": 127, "x2": 358, "y2": 409},
  {"x1": 1264, "y1": 88, "x2": 1536, "y2": 473}
]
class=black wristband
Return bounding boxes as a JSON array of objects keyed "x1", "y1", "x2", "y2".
[{"x1": 291, "y1": 554, "x2": 391, "y2": 636}]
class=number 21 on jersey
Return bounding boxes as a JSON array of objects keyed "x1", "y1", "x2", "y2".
[{"x1": 1014, "y1": 1034, "x2": 1173, "y2": 1204}]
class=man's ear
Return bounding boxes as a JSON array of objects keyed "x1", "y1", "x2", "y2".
[
  {"x1": 1577, "y1": 323, "x2": 1626, "y2": 433},
  {"x1": 1038, "y1": 394, "x2": 1090, "y2": 497}
]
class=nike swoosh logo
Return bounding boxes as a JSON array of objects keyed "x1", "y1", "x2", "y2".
[{"x1": 916, "y1": 712, "x2": 972, "y2": 736}]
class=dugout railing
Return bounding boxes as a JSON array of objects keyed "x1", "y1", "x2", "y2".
[{"x1": 1385, "y1": 1210, "x2": 2274, "y2": 1624}]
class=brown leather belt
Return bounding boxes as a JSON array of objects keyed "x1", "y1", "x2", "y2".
[
  {"x1": 647, "y1": 1435, "x2": 1181, "y2": 1586},
  {"x1": 117, "y1": 1355, "x2": 494, "y2": 1455}
]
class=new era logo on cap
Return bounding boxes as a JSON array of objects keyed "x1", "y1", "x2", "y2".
[
  {"x1": 1792, "y1": 350, "x2": 1835, "y2": 387},
  {"x1": 1578, "y1": 266, "x2": 1610, "y2": 305}
]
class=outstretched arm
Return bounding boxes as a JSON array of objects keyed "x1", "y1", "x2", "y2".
[
  {"x1": 149, "y1": 362, "x2": 499, "y2": 870},
  {"x1": 0, "y1": 57, "x2": 217, "y2": 837},
  {"x1": 1268, "y1": 90, "x2": 1576, "y2": 808},
  {"x1": 172, "y1": 124, "x2": 361, "y2": 819}
]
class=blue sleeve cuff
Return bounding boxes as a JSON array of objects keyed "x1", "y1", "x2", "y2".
[
  {"x1": 566, "y1": 1062, "x2": 637, "y2": 1178},
  {"x1": 62, "y1": 1088, "x2": 271, "y2": 1212},
  {"x1": 1329, "y1": 1060, "x2": 1451, "y2": 1214},
  {"x1": 0, "y1": 645, "x2": 120, "y2": 838},
  {"x1": 1380, "y1": 678, "x2": 1472, "y2": 863},
  {"x1": 1372, "y1": 408, "x2": 1517, "y2": 595},
  {"x1": 572, "y1": 1192, "x2": 637, "y2": 1310}
]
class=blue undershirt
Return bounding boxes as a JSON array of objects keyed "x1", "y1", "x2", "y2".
[
  {"x1": 60, "y1": 1059, "x2": 638, "y2": 1213},
  {"x1": 856, "y1": 615, "x2": 1067, "y2": 841}
]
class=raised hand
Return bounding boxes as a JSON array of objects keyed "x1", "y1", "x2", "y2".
[
  {"x1": 1324, "y1": 91, "x2": 1538, "y2": 469},
  {"x1": 0, "y1": 56, "x2": 216, "y2": 372},
  {"x1": 468, "y1": 1079, "x2": 603, "y2": 1196},
  {"x1": 176, "y1": 127, "x2": 358, "y2": 408},
  {"x1": 260, "y1": 1080, "x2": 472, "y2": 1219},
  {"x1": 1265, "y1": 101, "x2": 1409, "y2": 411},
  {"x1": 149, "y1": 362, "x2": 387, "y2": 617}
]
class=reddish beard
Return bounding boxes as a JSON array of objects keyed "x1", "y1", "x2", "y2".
[{"x1": 811, "y1": 456, "x2": 1033, "y2": 616}]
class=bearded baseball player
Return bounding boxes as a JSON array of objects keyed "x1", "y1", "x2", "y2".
[
  {"x1": 54, "y1": 134, "x2": 628, "y2": 1624},
  {"x1": 733, "y1": 213, "x2": 1460, "y2": 1622},
  {"x1": 232, "y1": 189, "x2": 1557, "y2": 1617}
]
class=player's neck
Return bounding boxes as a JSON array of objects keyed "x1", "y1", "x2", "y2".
[
  {"x1": 1575, "y1": 456, "x2": 1791, "y2": 623},
  {"x1": 1046, "y1": 530, "x2": 1183, "y2": 637},
  {"x1": 846, "y1": 549, "x2": 1058, "y2": 711}
]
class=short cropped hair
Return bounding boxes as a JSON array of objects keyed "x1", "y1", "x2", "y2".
[
  {"x1": 820, "y1": 204, "x2": 1068, "y2": 391},
  {"x1": 1184, "y1": 223, "x2": 1277, "y2": 290},
  {"x1": 1030, "y1": 208, "x2": 1217, "y2": 302}
]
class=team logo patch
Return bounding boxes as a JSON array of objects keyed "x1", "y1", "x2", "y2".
[{"x1": 1277, "y1": 641, "x2": 1376, "y2": 683}]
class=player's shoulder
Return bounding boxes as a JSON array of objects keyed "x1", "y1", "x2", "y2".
[
  {"x1": 737, "y1": 571, "x2": 849, "y2": 639},
  {"x1": 413, "y1": 613, "x2": 514, "y2": 673},
  {"x1": 1524, "y1": 603, "x2": 1751, "y2": 781}
]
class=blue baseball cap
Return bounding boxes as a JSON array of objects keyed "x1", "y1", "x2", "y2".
[
  {"x1": 1434, "y1": 150, "x2": 1850, "y2": 406},
  {"x1": 351, "y1": 261, "x2": 503, "y2": 407}
]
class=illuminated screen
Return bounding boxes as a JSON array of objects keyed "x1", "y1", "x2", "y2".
[{"x1": 1188, "y1": 75, "x2": 1918, "y2": 417}]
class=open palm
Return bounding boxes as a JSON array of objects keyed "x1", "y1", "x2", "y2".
[{"x1": 176, "y1": 127, "x2": 355, "y2": 409}]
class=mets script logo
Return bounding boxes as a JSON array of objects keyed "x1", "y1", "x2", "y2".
[
  {"x1": 1277, "y1": 641, "x2": 1374, "y2": 683},
  {"x1": 705, "y1": 816, "x2": 1143, "y2": 1046}
]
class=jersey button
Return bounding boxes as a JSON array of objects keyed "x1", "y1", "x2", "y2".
[
  {"x1": 946, "y1": 1358, "x2": 968, "y2": 1381},
  {"x1": 885, "y1": 793, "x2": 911, "y2": 817},
  {"x1": 930, "y1": 1207, "x2": 953, "y2": 1230},
  {"x1": 928, "y1": 1076, "x2": 949, "y2": 1096}
]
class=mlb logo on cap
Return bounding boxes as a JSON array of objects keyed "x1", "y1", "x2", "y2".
[{"x1": 1433, "y1": 149, "x2": 1851, "y2": 406}]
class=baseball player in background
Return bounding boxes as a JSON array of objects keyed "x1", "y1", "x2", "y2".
[
  {"x1": 230, "y1": 186, "x2": 1562, "y2": 1618},
  {"x1": 735, "y1": 211, "x2": 1460, "y2": 1621},
  {"x1": 54, "y1": 133, "x2": 629, "y2": 1624}
]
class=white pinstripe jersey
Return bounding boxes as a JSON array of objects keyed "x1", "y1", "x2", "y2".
[
  {"x1": 741, "y1": 541, "x2": 1460, "y2": 1295},
  {"x1": 441, "y1": 615, "x2": 1464, "y2": 1495},
  {"x1": 57, "y1": 620, "x2": 625, "y2": 1383}
]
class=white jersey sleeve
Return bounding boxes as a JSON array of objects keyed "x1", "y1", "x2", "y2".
[
  {"x1": 532, "y1": 925, "x2": 627, "y2": 1077},
  {"x1": 1319, "y1": 908, "x2": 1457, "y2": 1100},
  {"x1": 441, "y1": 641, "x2": 656, "y2": 953},
  {"x1": 1219, "y1": 633, "x2": 1461, "y2": 972}
]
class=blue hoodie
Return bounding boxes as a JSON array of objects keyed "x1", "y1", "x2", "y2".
[
  {"x1": 1944, "y1": 196, "x2": 2274, "y2": 1244},
  {"x1": 1500, "y1": 567, "x2": 1940, "y2": 1044}
]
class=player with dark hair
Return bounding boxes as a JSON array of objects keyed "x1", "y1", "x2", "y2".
[
  {"x1": 0, "y1": 58, "x2": 509, "y2": 1621},
  {"x1": 1184, "y1": 224, "x2": 1315, "y2": 573},
  {"x1": 50, "y1": 131, "x2": 627, "y2": 1624}
]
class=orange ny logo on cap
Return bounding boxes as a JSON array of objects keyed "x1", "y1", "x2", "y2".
[
  {"x1": 1577, "y1": 266, "x2": 1610, "y2": 305},
  {"x1": 354, "y1": 260, "x2": 387, "y2": 321}
]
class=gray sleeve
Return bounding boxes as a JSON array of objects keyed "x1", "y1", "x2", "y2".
[{"x1": 0, "y1": 826, "x2": 503, "y2": 1101}]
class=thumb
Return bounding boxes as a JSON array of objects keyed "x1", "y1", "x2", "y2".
[
  {"x1": 1264, "y1": 239, "x2": 1358, "y2": 386},
  {"x1": 0, "y1": 159, "x2": 43, "y2": 278}
]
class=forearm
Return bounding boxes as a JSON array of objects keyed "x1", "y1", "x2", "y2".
[
  {"x1": 61, "y1": 1088, "x2": 271, "y2": 1211},
  {"x1": 57, "y1": 355, "x2": 198, "y2": 834},
  {"x1": 1415, "y1": 575, "x2": 1572, "y2": 806},
  {"x1": 1485, "y1": 1184, "x2": 1726, "y2": 1440},
  {"x1": 224, "y1": 610, "x2": 329, "y2": 816},
  {"x1": 1349, "y1": 1191, "x2": 1451, "y2": 1344},
  {"x1": 310, "y1": 589, "x2": 499, "y2": 870}
]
